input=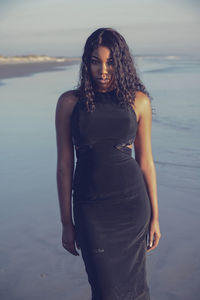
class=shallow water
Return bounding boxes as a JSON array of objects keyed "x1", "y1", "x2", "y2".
[{"x1": 0, "y1": 56, "x2": 199, "y2": 300}]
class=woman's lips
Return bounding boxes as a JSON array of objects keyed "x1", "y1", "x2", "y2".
[{"x1": 96, "y1": 78, "x2": 110, "y2": 84}]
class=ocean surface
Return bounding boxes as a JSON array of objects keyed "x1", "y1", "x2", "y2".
[{"x1": 0, "y1": 55, "x2": 199, "y2": 300}]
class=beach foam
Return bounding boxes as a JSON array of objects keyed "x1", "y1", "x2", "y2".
[{"x1": 0, "y1": 55, "x2": 80, "y2": 64}]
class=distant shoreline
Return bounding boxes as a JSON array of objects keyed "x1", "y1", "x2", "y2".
[
  {"x1": 0, "y1": 56, "x2": 80, "y2": 80},
  {"x1": 0, "y1": 53, "x2": 194, "y2": 81}
]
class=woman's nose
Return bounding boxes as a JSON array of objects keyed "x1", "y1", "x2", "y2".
[{"x1": 99, "y1": 63, "x2": 108, "y2": 75}]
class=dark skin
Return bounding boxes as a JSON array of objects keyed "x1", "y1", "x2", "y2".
[
  {"x1": 90, "y1": 46, "x2": 115, "y2": 92},
  {"x1": 55, "y1": 46, "x2": 161, "y2": 256}
]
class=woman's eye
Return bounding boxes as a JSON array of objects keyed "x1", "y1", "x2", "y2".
[
  {"x1": 107, "y1": 60, "x2": 113, "y2": 66},
  {"x1": 91, "y1": 59, "x2": 98, "y2": 65}
]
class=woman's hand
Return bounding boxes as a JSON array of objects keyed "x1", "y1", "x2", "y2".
[
  {"x1": 147, "y1": 218, "x2": 161, "y2": 252},
  {"x1": 62, "y1": 223, "x2": 80, "y2": 256}
]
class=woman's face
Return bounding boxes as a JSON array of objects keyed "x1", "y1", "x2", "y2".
[{"x1": 90, "y1": 46, "x2": 115, "y2": 92}]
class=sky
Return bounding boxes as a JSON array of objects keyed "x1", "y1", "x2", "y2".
[{"x1": 0, "y1": 0, "x2": 200, "y2": 57}]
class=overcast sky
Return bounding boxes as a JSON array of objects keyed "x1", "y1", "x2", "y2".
[{"x1": 0, "y1": 0, "x2": 199, "y2": 56}]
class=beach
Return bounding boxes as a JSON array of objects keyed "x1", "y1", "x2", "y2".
[
  {"x1": 0, "y1": 55, "x2": 200, "y2": 300},
  {"x1": 0, "y1": 55, "x2": 80, "y2": 80}
]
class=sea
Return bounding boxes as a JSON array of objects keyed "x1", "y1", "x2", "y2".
[{"x1": 0, "y1": 54, "x2": 199, "y2": 300}]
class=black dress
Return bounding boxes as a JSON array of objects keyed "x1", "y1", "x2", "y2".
[{"x1": 71, "y1": 90, "x2": 151, "y2": 300}]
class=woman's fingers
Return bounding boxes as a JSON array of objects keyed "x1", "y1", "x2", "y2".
[
  {"x1": 149, "y1": 229, "x2": 154, "y2": 248},
  {"x1": 146, "y1": 219, "x2": 161, "y2": 252},
  {"x1": 62, "y1": 241, "x2": 80, "y2": 256},
  {"x1": 62, "y1": 224, "x2": 80, "y2": 256},
  {"x1": 147, "y1": 232, "x2": 161, "y2": 252},
  {"x1": 74, "y1": 230, "x2": 81, "y2": 250},
  {"x1": 75, "y1": 239, "x2": 81, "y2": 250}
]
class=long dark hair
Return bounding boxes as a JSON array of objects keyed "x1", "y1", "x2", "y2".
[{"x1": 75, "y1": 27, "x2": 152, "y2": 113}]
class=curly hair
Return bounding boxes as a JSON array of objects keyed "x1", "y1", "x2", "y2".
[{"x1": 74, "y1": 27, "x2": 152, "y2": 113}]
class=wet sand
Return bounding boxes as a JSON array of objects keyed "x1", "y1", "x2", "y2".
[{"x1": 0, "y1": 59, "x2": 80, "y2": 80}]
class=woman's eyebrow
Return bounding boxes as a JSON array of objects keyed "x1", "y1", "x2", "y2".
[
  {"x1": 91, "y1": 55, "x2": 99, "y2": 59},
  {"x1": 91, "y1": 55, "x2": 113, "y2": 60}
]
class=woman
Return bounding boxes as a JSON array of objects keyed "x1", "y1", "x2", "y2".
[{"x1": 55, "y1": 28, "x2": 161, "y2": 300}]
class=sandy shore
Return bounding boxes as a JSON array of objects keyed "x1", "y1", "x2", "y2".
[{"x1": 0, "y1": 58, "x2": 80, "y2": 80}]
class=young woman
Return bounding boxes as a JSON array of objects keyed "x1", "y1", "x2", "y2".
[{"x1": 55, "y1": 27, "x2": 161, "y2": 300}]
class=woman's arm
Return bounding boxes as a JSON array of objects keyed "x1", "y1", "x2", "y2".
[
  {"x1": 55, "y1": 91, "x2": 75, "y2": 226},
  {"x1": 55, "y1": 91, "x2": 80, "y2": 256},
  {"x1": 133, "y1": 92, "x2": 161, "y2": 252}
]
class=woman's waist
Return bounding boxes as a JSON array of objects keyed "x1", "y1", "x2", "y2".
[
  {"x1": 72, "y1": 158, "x2": 145, "y2": 195},
  {"x1": 75, "y1": 142, "x2": 134, "y2": 163},
  {"x1": 72, "y1": 186, "x2": 139, "y2": 203}
]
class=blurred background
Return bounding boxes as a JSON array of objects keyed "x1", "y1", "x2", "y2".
[{"x1": 0, "y1": 0, "x2": 200, "y2": 57}]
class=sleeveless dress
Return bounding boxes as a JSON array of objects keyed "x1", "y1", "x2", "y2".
[{"x1": 71, "y1": 89, "x2": 151, "y2": 300}]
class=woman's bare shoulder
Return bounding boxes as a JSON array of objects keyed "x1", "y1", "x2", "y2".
[
  {"x1": 135, "y1": 91, "x2": 150, "y2": 105},
  {"x1": 58, "y1": 89, "x2": 78, "y2": 105},
  {"x1": 134, "y1": 91, "x2": 151, "y2": 121},
  {"x1": 56, "y1": 89, "x2": 79, "y2": 115}
]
